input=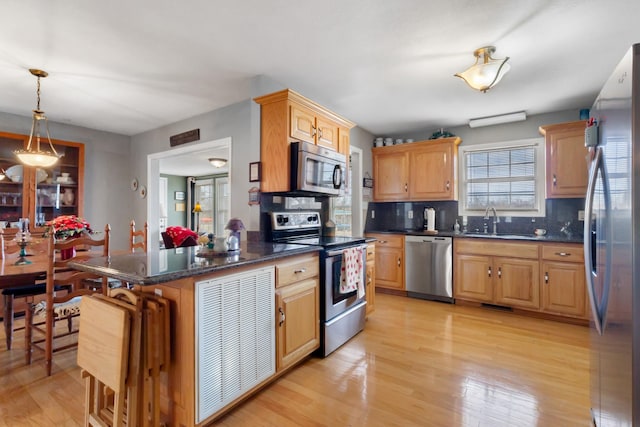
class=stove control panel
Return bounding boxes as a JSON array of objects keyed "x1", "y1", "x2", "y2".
[{"x1": 271, "y1": 211, "x2": 321, "y2": 230}]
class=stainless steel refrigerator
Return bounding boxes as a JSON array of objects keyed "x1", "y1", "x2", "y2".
[{"x1": 584, "y1": 43, "x2": 639, "y2": 426}]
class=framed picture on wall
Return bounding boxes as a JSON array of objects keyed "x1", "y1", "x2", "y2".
[
  {"x1": 249, "y1": 162, "x2": 261, "y2": 182},
  {"x1": 174, "y1": 191, "x2": 185, "y2": 201}
]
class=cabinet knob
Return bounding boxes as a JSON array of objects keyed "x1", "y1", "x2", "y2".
[
  {"x1": 294, "y1": 268, "x2": 306, "y2": 274},
  {"x1": 555, "y1": 252, "x2": 571, "y2": 257},
  {"x1": 404, "y1": 183, "x2": 408, "y2": 192},
  {"x1": 312, "y1": 126, "x2": 317, "y2": 137},
  {"x1": 367, "y1": 251, "x2": 374, "y2": 256},
  {"x1": 497, "y1": 267, "x2": 502, "y2": 278},
  {"x1": 318, "y1": 128, "x2": 323, "y2": 139},
  {"x1": 553, "y1": 174, "x2": 557, "y2": 186},
  {"x1": 279, "y1": 307, "x2": 286, "y2": 326},
  {"x1": 379, "y1": 240, "x2": 387, "y2": 244},
  {"x1": 397, "y1": 257, "x2": 401, "y2": 267},
  {"x1": 545, "y1": 272, "x2": 549, "y2": 284},
  {"x1": 488, "y1": 266, "x2": 492, "y2": 277},
  {"x1": 446, "y1": 180, "x2": 450, "y2": 190}
]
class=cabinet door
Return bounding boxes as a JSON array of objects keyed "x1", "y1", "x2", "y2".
[
  {"x1": 494, "y1": 257, "x2": 540, "y2": 309},
  {"x1": 375, "y1": 247, "x2": 404, "y2": 290},
  {"x1": 290, "y1": 104, "x2": 316, "y2": 144},
  {"x1": 275, "y1": 278, "x2": 319, "y2": 371},
  {"x1": 373, "y1": 151, "x2": 409, "y2": 201},
  {"x1": 454, "y1": 254, "x2": 493, "y2": 302},
  {"x1": 316, "y1": 116, "x2": 339, "y2": 151},
  {"x1": 409, "y1": 143, "x2": 455, "y2": 200},
  {"x1": 365, "y1": 263, "x2": 375, "y2": 315},
  {"x1": 0, "y1": 133, "x2": 29, "y2": 226},
  {"x1": 543, "y1": 122, "x2": 589, "y2": 198},
  {"x1": 541, "y1": 261, "x2": 586, "y2": 317}
]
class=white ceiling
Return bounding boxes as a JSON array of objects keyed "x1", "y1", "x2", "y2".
[{"x1": 1, "y1": 1, "x2": 639, "y2": 138}]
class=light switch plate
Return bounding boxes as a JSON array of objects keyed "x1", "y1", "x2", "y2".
[
  {"x1": 578, "y1": 210, "x2": 585, "y2": 221},
  {"x1": 408, "y1": 210, "x2": 413, "y2": 219}
]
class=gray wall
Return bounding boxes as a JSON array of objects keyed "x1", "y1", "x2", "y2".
[
  {"x1": 0, "y1": 111, "x2": 131, "y2": 249},
  {"x1": 393, "y1": 109, "x2": 581, "y2": 147},
  {"x1": 130, "y1": 75, "x2": 287, "y2": 243}
]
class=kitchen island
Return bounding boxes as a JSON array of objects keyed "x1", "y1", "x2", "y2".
[{"x1": 70, "y1": 242, "x2": 322, "y2": 426}]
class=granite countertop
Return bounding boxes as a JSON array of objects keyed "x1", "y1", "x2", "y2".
[
  {"x1": 69, "y1": 241, "x2": 321, "y2": 286},
  {"x1": 366, "y1": 229, "x2": 583, "y2": 244}
]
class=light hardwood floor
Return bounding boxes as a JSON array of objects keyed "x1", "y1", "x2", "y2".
[{"x1": 0, "y1": 293, "x2": 590, "y2": 426}]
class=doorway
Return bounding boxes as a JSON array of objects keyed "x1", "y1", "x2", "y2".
[{"x1": 147, "y1": 137, "x2": 231, "y2": 251}]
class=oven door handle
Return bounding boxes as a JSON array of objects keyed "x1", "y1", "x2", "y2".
[{"x1": 325, "y1": 245, "x2": 367, "y2": 257}]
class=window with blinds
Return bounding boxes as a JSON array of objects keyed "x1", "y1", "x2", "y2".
[{"x1": 459, "y1": 138, "x2": 545, "y2": 217}]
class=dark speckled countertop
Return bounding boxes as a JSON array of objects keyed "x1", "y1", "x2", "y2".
[
  {"x1": 367, "y1": 229, "x2": 583, "y2": 244},
  {"x1": 69, "y1": 242, "x2": 321, "y2": 286}
]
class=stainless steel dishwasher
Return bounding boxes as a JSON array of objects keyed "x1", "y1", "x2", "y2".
[{"x1": 404, "y1": 235, "x2": 453, "y2": 302}]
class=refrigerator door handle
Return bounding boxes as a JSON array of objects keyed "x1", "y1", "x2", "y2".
[{"x1": 583, "y1": 147, "x2": 612, "y2": 335}]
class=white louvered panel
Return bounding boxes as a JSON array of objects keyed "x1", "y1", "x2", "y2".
[{"x1": 196, "y1": 266, "x2": 275, "y2": 423}]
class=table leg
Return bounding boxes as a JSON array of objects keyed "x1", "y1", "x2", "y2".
[{"x1": 3, "y1": 294, "x2": 13, "y2": 350}]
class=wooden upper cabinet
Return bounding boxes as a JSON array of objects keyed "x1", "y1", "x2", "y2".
[
  {"x1": 0, "y1": 131, "x2": 84, "y2": 233},
  {"x1": 409, "y1": 140, "x2": 458, "y2": 200},
  {"x1": 254, "y1": 89, "x2": 355, "y2": 193},
  {"x1": 315, "y1": 116, "x2": 340, "y2": 150},
  {"x1": 372, "y1": 137, "x2": 460, "y2": 202},
  {"x1": 539, "y1": 120, "x2": 588, "y2": 198},
  {"x1": 372, "y1": 149, "x2": 409, "y2": 200},
  {"x1": 290, "y1": 104, "x2": 316, "y2": 144}
]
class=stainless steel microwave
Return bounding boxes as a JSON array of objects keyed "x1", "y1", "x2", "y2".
[{"x1": 290, "y1": 141, "x2": 345, "y2": 196}]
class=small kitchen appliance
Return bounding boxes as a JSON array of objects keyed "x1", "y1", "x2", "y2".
[{"x1": 290, "y1": 141, "x2": 346, "y2": 196}]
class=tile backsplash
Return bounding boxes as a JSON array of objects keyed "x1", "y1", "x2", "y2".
[{"x1": 364, "y1": 198, "x2": 585, "y2": 238}]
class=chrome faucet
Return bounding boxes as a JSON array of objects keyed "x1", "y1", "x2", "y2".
[{"x1": 484, "y1": 206, "x2": 500, "y2": 235}]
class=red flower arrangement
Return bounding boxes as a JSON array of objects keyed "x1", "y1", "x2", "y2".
[{"x1": 44, "y1": 215, "x2": 93, "y2": 239}]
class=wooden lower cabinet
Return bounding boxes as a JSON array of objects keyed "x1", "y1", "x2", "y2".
[
  {"x1": 275, "y1": 253, "x2": 320, "y2": 372},
  {"x1": 454, "y1": 249, "x2": 539, "y2": 310},
  {"x1": 540, "y1": 243, "x2": 587, "y2": 319},
  {"x1": 454, "y1": 254, "x2": 493, "y2": 302},
  {"x1": 275, "y1": 278, "x2": 319, "y2": 371},
  {"x1": 494, "y1": 257, "x2": 540, "y2": 309},
  {"x1": 455, "y1": 238, "x2": 588, "y2": 322},
  {"x1": 365, "y1": 233, "x2": 404, "y2": 290},
  {"x1": 365, "y1": 243, "x2": 375, "y2": 315}
]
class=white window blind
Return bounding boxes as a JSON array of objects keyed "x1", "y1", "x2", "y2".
[{"x1": 459, "y1": 138, "x2": 545, "y2": 217}]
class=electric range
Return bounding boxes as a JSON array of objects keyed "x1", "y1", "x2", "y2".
[{"x1": 267, "y1": 211, "x2": 367, "y2": 356}]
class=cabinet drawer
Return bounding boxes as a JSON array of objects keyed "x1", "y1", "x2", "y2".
[
  {"x1": 366, "y1": 233, "x2": 404, "y2": 249},
  {"x1": 541, "y1": 244, "x2": 584, "y2": 262},
  {"x1": 455, "y1": 238, "x2": 539, "y2": 259},
  {"x1": 276, "y1": 254, "x2": 319, "y2": 287},
  {"x1": 366, "y1": 244, "x2": 375, "y2": 262}
]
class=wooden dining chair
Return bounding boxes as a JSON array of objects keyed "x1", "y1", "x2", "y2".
[
  {"x1": 24, "y1": 224, "x2": 111, "y2": 376},
  {"x1": 129, "y1": 220, "x2": 148, "y2": 253},
  {"x1": 1, "y1": 229, "x2": 50, "y2": 350}
]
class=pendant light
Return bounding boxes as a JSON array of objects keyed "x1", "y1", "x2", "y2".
[
  {"x1": 455, "y1": 46, "x2": 511, "y2": 93},
  {"x1": 14, "y1": 69, "x2": 60, "y2": 167}
]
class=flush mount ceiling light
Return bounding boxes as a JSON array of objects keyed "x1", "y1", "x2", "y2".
[
  {"x1": 14, "y1": 69, "x2": 60, "y2": 167},
  {"x1": 468, "y1": 111, "x2": 527, "y2": 128},
  {"x1": 208, "y1": 158, "x2": 227, "y2": 168},
  {"x1": 455, "y1": 46, "x2": 511, "y2": 93}
]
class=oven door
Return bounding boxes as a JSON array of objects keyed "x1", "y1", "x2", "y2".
[
  {"x1": 291, "y1": 141, "x2": 345, "y2": 195},
  {"x1": 323, "y1": 245, "x2": 366, "y2": 321}
]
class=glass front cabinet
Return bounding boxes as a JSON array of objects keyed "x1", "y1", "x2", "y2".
[{"x1": 0, "y1": 131, "x2": 84, "y2": 235}]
